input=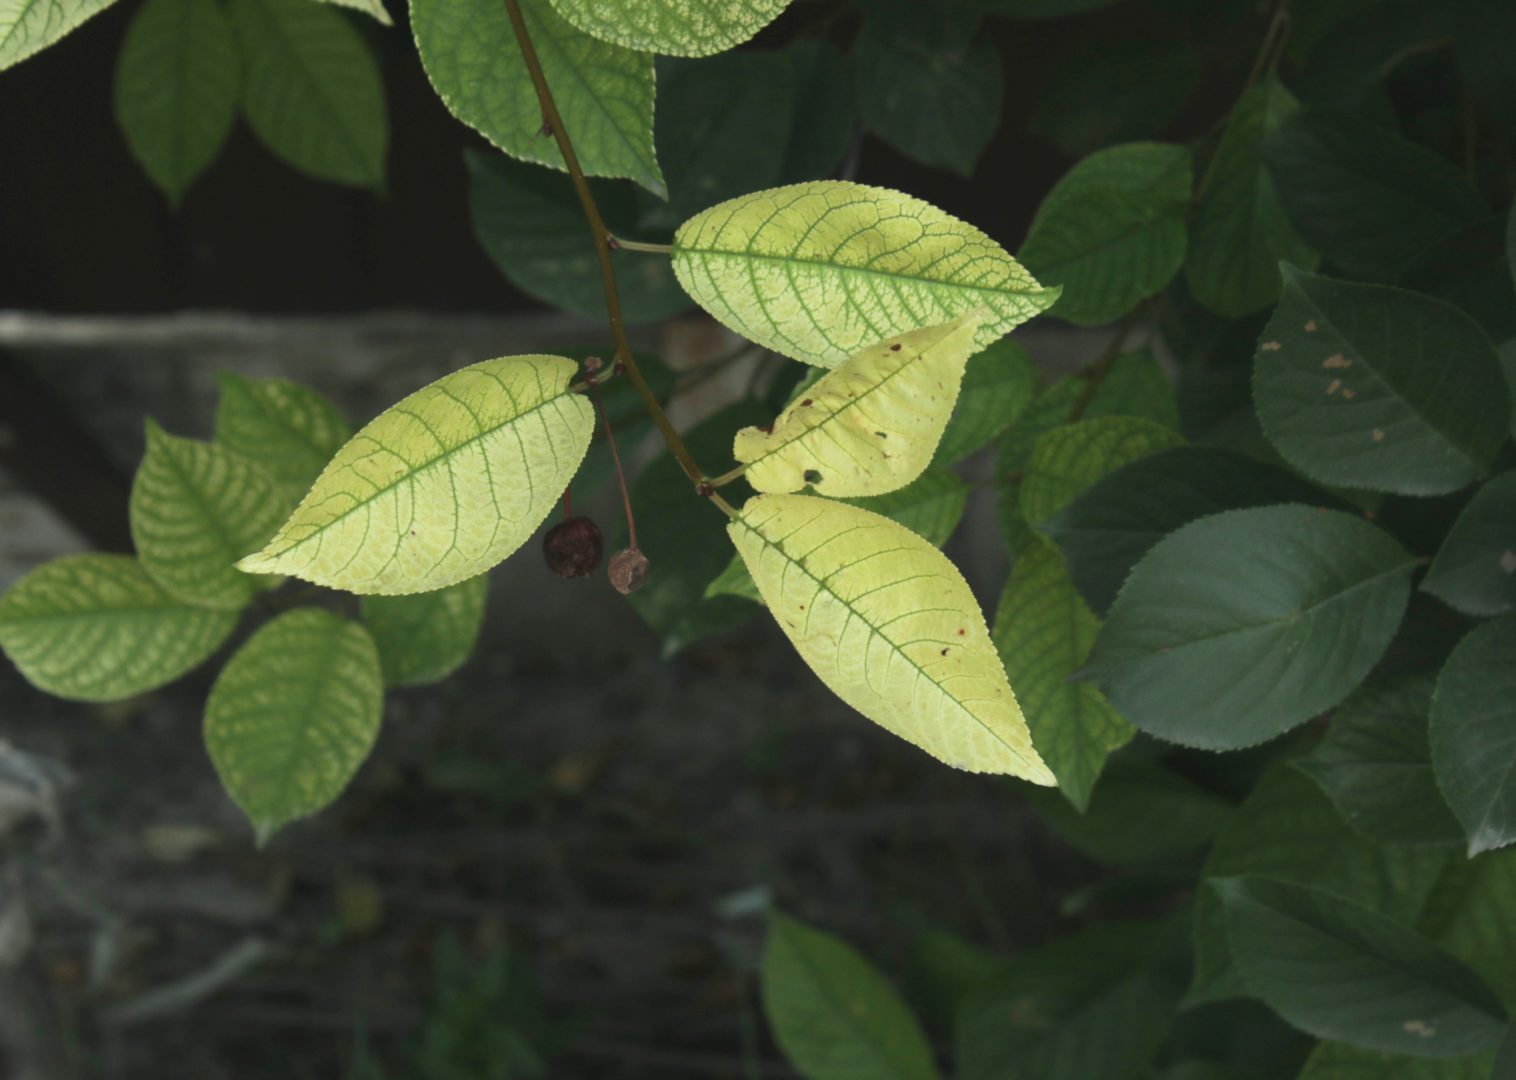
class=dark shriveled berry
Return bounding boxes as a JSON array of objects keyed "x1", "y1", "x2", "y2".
[
  {"x1": 607, "y1": 547, "x2": 650, "y2": 595},
  {"x1": 542, "y1": 516, "x2": 603, "y2": 578}
]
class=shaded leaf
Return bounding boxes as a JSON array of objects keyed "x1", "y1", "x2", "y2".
[
  {"x1": 1421, "y1": 847, "x2": 1516, "y2": 1008},
  {"x1": 547, "y1": 0, "x2": 792, "y2": 58},
  {"x1": 213, "y1": 372, "x2": 352, "y2": 505},
  {"x1": 1020, "y1": 416, "x2": 1184, "y2": 526},
  {"x1": 933, "y1": 338, "x2": 1039, "y2": 465},
  {"x1": 1299, "y1": 1042, "x2": 1491, "y2": 1080},
  {"x1": 1431, "y1": 616, "x2": 1516, "y2": 855},
  {"x1": 1423, "y1": 472, "x2": 1516, "y2": 617},
  {"x1": 315, "y1": 0, "x2": 390, "y2": 24},
  {"x1": 361, "y1": 574, "x2": 489, "y2": 687},
  {"x1": 778, "y1": 40, "x2": 855, "y2": 183},
  {"x1": 1026, "y1": 39, "x2": 1202, "y2": 158}
]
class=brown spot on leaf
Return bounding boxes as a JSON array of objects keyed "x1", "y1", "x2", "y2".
[
  {"x1": 1372, "y1": 429, "x2": 1385, "y2": 441},
  {"x1": 957, "y1": 628, "x2": 966, "y2": 636},
  {"x1": 1260, "y1": 341, "x2": 1282, "y2": 352},
  {"x1": 1341, "y1": 388, "x2": 1355, "y2": 399},
  {"x1": 940, "y1": 648, "x2": 949, "y2": 656},
  {"x1": 1323, "y1": 353, "x2": 1351, "y2": 369},
  {"x1": 890, "y1": 343, "x2": 902, "y2": 351},
  {"x1": 800, "y1": 399, "x2": 813, "y2": 407},
  {"x1": 875, "y1": 431, "x2": 887, "y2": 438},
  {"x1": 1326, "y1": 379, "x2": 1342, "y2": 395},
  {"x1": 1305, "y1": 320, "x2": 1318, "y2": 332}
]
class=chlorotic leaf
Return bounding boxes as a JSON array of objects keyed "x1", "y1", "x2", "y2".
[
  {"x1": 214, "y1": 372, "x2": 352, "y2": 505},
  {"x1": 992, "y1": 537, "x2": 1131, "y2": 810},
  {"x1": 316, "y1": 0, "x2": 390, "y2": 25},
  {"x1": 1431, "y1": 616, "x2": 1516, "y2": 856},
  {"x1": 762, "y1": 911, "x2": 941, "y2": 1080},
  {"x1": 1423, "y1": 472, "x2": 1516, "y2": 617},
  {"x1": 130, "y1": 422, "x2": 288, "y2": 610},
  {"x1": 229, "y1": 0, "x2": 387, "y2": 189},
  {"x1": 1083, "y1": 506, "x2": 1415, "y2": 751},
  {"x1": 361, "y1": 574, "x2": 489, "y2": 687},
  {"x1": 204, "y1": 608, "x2": 383, "y2": 842},
  {"x1": 933, "y1": 338, "x2": 1039, "y2": 466},
  {"x1": 547, "y1": 0, "x2": 791, "y2": 57},
  {"x1": 114, "y1": 0, "x2": 240, "y2": 206},
  {"x1": 1254, "y1": 267, "x2": 1510, "y2": 496},
  {"x1": 734, "y1": 314, "x2": 983, "y2": 497},
  {"x1": 0, "y1": 0, "x2": 117, "y2": 72},
  {"x1": 0, "y1": 554, "x2": 238, "y2": 703},
  {"x1": 1214, "y1": 876, "x2": 1508, "y2": 1057},
  {"x1": 237, "y1": 356, "x2": 594, "y2": 595},
  {"x1": 1019, "y1": 416, "x2": 1184, "y2": 526},
  {"x1": 412, "y1": 0, "x2": 663, "y2": 196},
  {"x1": 730, "y1": 493, "x2": 1053, "y2": 781},
  {"x1": 672, "y1": 181, "x2": 1059, "y2": 368},
  {"x1": 1020, "y1": 142, "x2": 1192, "y2": 326}
]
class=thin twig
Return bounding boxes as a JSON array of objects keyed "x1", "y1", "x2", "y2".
[
  {"x1": 607, "y1": 234, "x2": 673, "y2": 255},
  {"x1": 588, "y1": 377, "x2": 637, "y2": 548},
  {"x1": 1192, "y1": 0, "x2": 1292, "y2": 203},
  {"x1": 1067, "y1": 299, "x2": 1155, "y2": 423}
]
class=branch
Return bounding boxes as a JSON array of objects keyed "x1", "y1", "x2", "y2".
[{"x1": 1067, "y1": 299, "x2": 1155, "y2": 423}]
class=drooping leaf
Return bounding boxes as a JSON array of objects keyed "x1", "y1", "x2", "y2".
[
  {"x1": 546, "y1": 0, "x2": 792, "y2": 58},
  {"x1": 1431, "y1": 616, "x2": 1516, "y2": 856},
  {"x1": 992, "y1": 537, "x2": 1131, "y2": 808},
  {"x1": 0, "y1": 0, "x2": 116, "y2": 72},
  {"x1": 1041, "y1": 446, "x2": 1343, "y2": 616},
  {"x1": 671, "y1": 181, "x2": 1059, "y2": 368},
  {"x1": 1298, "y1": 1042, "x2": 1491, "y2": 1080},
  {"x1": 933, "y1": 338, "x2": 1039, "y2": 465},
  {"x1": 316, "y1": 0, "x2": 390, "y2": 24},
  {"x1": 1297, "y1": 676, "x2": 1464, "y2": 848},
  {"x1": 1019, "y1": 416, "x2": 1184, "y2": 526},
  {"x1": 114, "y1": 0, "x2": 240, "y2": 205},
  {"x1": 956, "y1": 920, "x2": 1176, "y2": 1080},
  {"x1": 1189, "y1": 766, "x2": 1449, "y2": 1008},
  {"x1": 229, "y1": 0, "x2": 387, "y2": 188},
  {"x1": 1020, "y1": 142, "x2": 1192, "y2": 326},
  {"x1": 237, "y1": 356, "x2": 595, "y2": 595},
  {"x1": 130, "y1": 421, "x2": 287, "y2": 610},
  {"x1": 0, "y1": 555, "x2": 238, "y2": 702},
  {"x1": 1026, "y1": 39, "x2": 1203, "y2": 158},
  {"x1": 730, "y1": 493, "x2": 1053, "y2": 781},
  {"x1": 734, "y1": 314, "x2": 982, "y2": 497},
  {"x1": 361, "y1": 574, "x2": 489, "y2": 687},
  {"x1": 213, "y1": 372, "x2": 352, "y2": 506},
  {"x1": 1253, "y1": 267, "x2": 1510, "y2": 496},
  {"x1": 1083, "y1": 506, "x2": 1414, "y2": 750},
  {"x1": 466, "y1": 150, "x2": 691, "y2": 323},
  {"x1": 412, "y1": 0, "x2": 663, "y2": 196},
  {"x1": 204, "y1": 608, "x2": 383, "y2": 843},
  {"x1": 1423, "y1": 472, "x2": 1516, "y2": 617},
  {"x1": 1214, "y1": 876, "x2": 1508, "y2": 1057},
  {"x1": 1185, "y1": 77, "x2": 1317, "y2": 317},
  {"x1": 762, "y1": 911, "x2": 940, "y2": 1080},
  {"x1": 852, "y1": 0, "x2": 1002, "y2": 175}
]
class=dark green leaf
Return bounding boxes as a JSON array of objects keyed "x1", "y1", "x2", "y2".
[
  {"x1": 1456, "y1": 0, "x2": 1516, "y2": 128},
  {"x1": 1398, "y1": 217, "x2": 1516, "y2": 343},
  {"x1": 1422, "y1": 848, "x2": 1516, "y2": 1009},
  {"x1": 1431, "y1": 616, "x2": 1516, "y2": 855},
  {"x1": 1262, "y1": 110, "x2": 1489, "y2": 282},
  {"x1": 360, "y1": 575, "x2": 489, "y2": 688},
  {"x1": 970, "y1": 0, "x2": 1118, "y2": 16},
  {"x1": 779, "y1": 40, "x2": 856, "y2": 183},
  {"x1": 1083, "y1": 506, "x2": 1414, "y2": 750},
  {"x1": 1020, "y1": 416, "x2": 1184, "y2": 526},
  {"x1": 1294, "y1": 1, "x2": 1451, "y2": 111},
  {"x1": 1027, "y1": 39, "x2": 1202, "y2": 158},
  {"x1": 1494, "y1": 1026, "x2": 1516, "y2": 1080},
  {"x1": 1423, "y1": 472, "x2": 1516, "y2": 617},
  {"x1": 933, "y1": 339, "x2": 1039, "y2": 466},
  {"x1": 1297, "y1": 676, "x2": 1464, "y2": 847},
  {"x1": 1214, "y1": 876, "x2": 1507, "y2": 1057},
  {"x1": 213, "y1": 372, "x2": 351, "y2": 506},
  {"x1": 1298, "y1": 1042, "x2": 1492, "y2": 1080},
  {"x1": 903, "y1": 923, "x2": 1009, "y2": 1031},
  {"x1": 1253, "y1": 267, "x2": 1510, "y2": 496}
]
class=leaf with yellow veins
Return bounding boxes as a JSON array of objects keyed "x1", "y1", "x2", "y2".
[
  {"x1": 237, "y1": 356, "x2": 594, "y2": 595},
  {"x1": 672, "y1": 181, "x2": 1059, "y2": 368},
  {"x1": 734, "y1": 314, "x2": 981, "y2": 497},
  {"x1": 730, "y1": 493, "x2": 1055, "y2": 782}
]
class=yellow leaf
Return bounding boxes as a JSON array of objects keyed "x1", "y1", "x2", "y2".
[
  {"x1": 238, "y1": 356, "x2": 594, "y2": 594},
  {"x1": 734, "y1": 315, "x2": 982, "y2": 497},
  {"x1": 730, "y1": 493, "x2": 1054, "y2": 782}
]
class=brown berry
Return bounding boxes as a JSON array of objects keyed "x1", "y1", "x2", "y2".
[
  {"x1": 607, "y1": 547, "x2": 650, "y2": 594},
  {"x1": 543, "y1": 516, "x2": 603, "y2": 578}
]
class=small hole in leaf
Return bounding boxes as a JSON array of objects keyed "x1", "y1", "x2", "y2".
[{"x1": 803, "y1": 469, "x2": 822, "y2": 485}]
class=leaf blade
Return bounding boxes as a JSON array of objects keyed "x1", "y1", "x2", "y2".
[
  {"x1": 547, "y1": 0, "x2": 792, "y2": 57},
  {"x1": 1431, "y1": 616, "x2": 1516, "y2": 856},
  {"x1": 361, "y1": 574, "x2": 489, "y2": 687}
]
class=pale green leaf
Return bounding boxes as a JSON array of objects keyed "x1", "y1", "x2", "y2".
[
  {"x1": 1020, "y1": 416, "x2": 1184, "y2": 526},
  {"x1": 316, "y1": 0, "x2": 390, "y2": 25},
  {"x1": 992, "y1": 537, "x2": 1130, "y2": 809},
  {"x1": 229, "y1": 0, "x2": 387, "y2": 188},
  {"x1": 213, "y1": 372, "x2": 352, "y2": 506},
  {"x1": 0, "y1": 554, "x2": 238, "y2": 703},
  {"x1": 762, "y1": 911, "x2": 940, "y2": 1080},
  {"x1": 361, "y1": 574, "x2": 489, "y2": 687},
  {"x1": 672, "y1": 181, "x2": 1059, "y2": 368},
  {"x1": 730, "y1": 493, "x2": 1053, "y2": 781},
  {"x1": 547, "y1": 0, "x2": 792, "y2": 58},
  {"x1": 114, "y1": 0, "x2": 240, "y2": 205},
  {"x1": 130, "y1": 421, "x2": 288, "y2": 610},
  {"x1": 238, "y1": 356, "x2": 595, "y2": 595},
  {"x1": 932, "y1": 338, "x2": 1039, "y2": 466},
  {"x1": 735, "y1": 314, "x2": 983, "y2": 497},
  {"x1": 0, "y1": 0, "x2": 116, "y2": 72},
  {"x1": 204, "y1": 608, "x2": 383, "y2": 842},
  {"x1": 412, "y1": 0, "x2": 663, "y2": 196}
]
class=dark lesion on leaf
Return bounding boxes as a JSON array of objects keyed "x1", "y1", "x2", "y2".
[{"x1": 803, "y1": 469, "x2": 822, "y2": 485}]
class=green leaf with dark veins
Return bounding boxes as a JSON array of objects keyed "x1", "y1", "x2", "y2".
[
  {"x1": 933, "y1": 338, "x2": 1039, "y2": 466},
  {"x1": 1423, "y1": 472, "x2": 1516, "y2": 618},
  {"x1": 1020, "y1": 416, "x2": 1184, "y2": 526},
  {"x1": 1431, "y1": 616, "x2": 1516, "y2": 856},
  {"x1": 214, "y1": 372, "x2": 351, "y2": 507},
  {"x1": 361, "y1": 574, "x2": 489, "y2": 688}
]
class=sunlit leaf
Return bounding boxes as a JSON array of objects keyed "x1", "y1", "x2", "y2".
[
  {"x1": 361, "y1": 574, "x2": 489, "y2": 687},
  {"x1": 1431, "y1": 616, "x2": 1516, "y2": 855},
  {"x1": 237, "y1": 356, "x2": 595, "y2": 595},
  {"x1": 547, "y1": 0, "x2": 792, "y2": 58},
  {"x1": 204, "y1": 608, "x2": 383, "y2": 842},
  {"x1": 0, "y1": 555, "x2": 238, "y2": 702},
  {"x1": 1423, "y1": 472, "x2": 1516, "y2": 617},
  {"x1": 735, "y1": 314, "x2": 982, "y2": 497},
  {"x1": 672, "y1": 181, "x2": 1059, "y2": 368},
  {"x1": 0, "y1": 0, "x2": 116, "y2": 72},
  {"x1": 213, "y1": 372, "x2": 352, "y2": 506},
  {"x1": 730, "y1": 493, "x2": 1053, "y2": 781}
]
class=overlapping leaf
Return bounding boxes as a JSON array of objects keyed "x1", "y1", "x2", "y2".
[
  {"x1": 548, "y1": 0, "x2": 792, "y2": 58},
  {"x1": 412, "y1": 0, "x2": 663, "y2": 195},
  {"x1": 1298, "y1": 1043, "x2": 1491, "y2": 1080},
  {"x1": 730, "y1": 493, "x2": 1053, "y2": 781},
  {"x1": 204, "y1": 608, "x2": 383, "y2": 842},
  {"x1": 933, "y1": 338, "x2": 1038, "y2": 466},
  {"x1": 316, "y1": 0, "x2": 390, "y2": 24},
  {"x1": 1431, "y1": 616, "x2": 1516, "y2": 856},
  {"x1": 1423, "y1": 472, "x2": 1516, "y2": 617},
  {"x1": 130, "y1": 422, "x2": 287, "y2": 610},
  {"x1": 734, "y1": 314, "x2": 982, "y2": 497},
  {"x1": 0, "y1": 555, "x2": 238, "y2": 702},
  {"x1": 361, "y1": 574, "x2": 489, "y2": 687},
  {"x1": 214, "y1": 372, "x2": 352, "y2": 505},
  {"x1": 1020, "y1": 416, "x2": 1184, "y2": 526},
  {"x1": 237, "y1": 356, "x2": 595, "y2": 595},
  {"x1": 672, "y1": 181, "x2": 1059, "y2": 368},
  {"x1": 0, "y1": 0, "x2": 117, "y2": 72}
]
